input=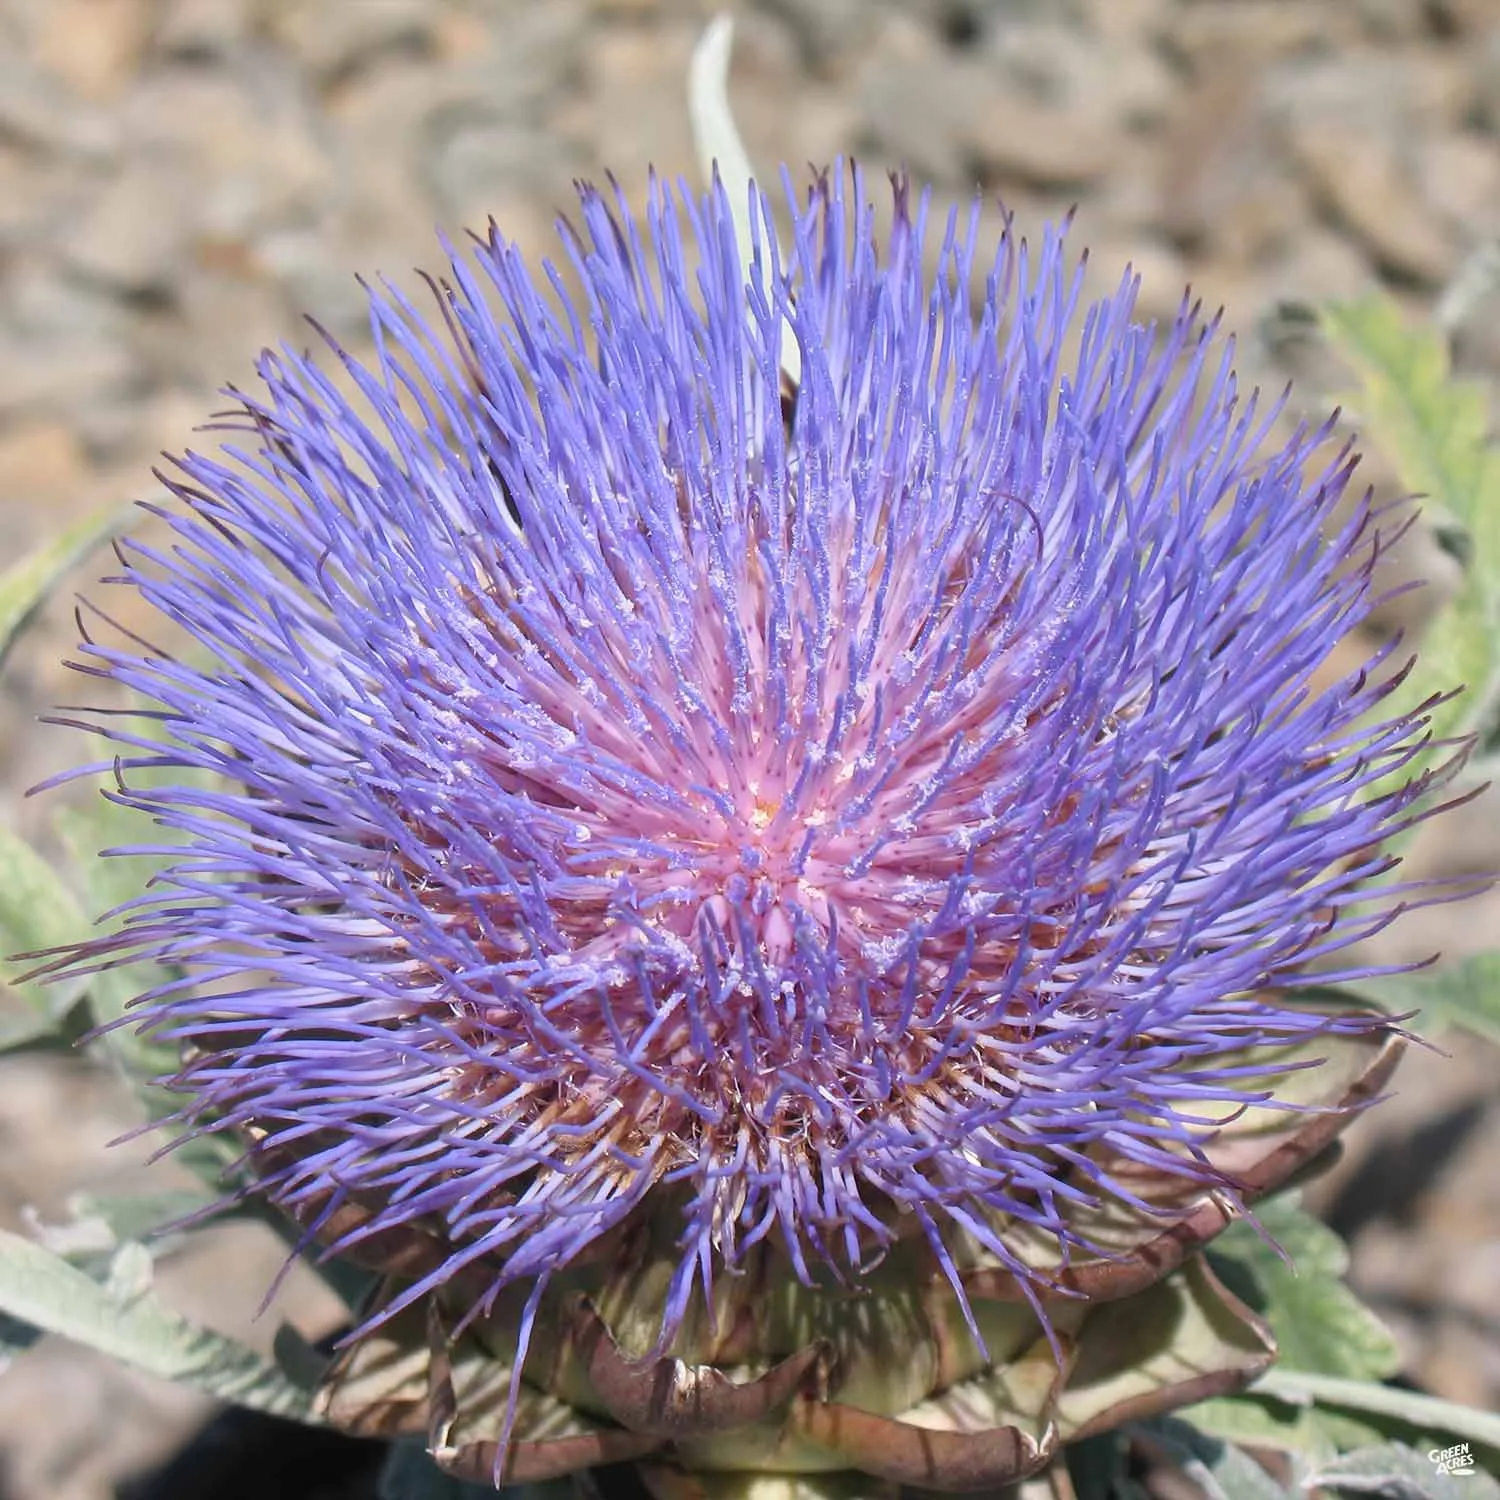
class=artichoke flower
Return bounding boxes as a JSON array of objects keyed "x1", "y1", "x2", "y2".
[{"x1": 57, "y1": 170, "x2": 1443, "y2": 1496}]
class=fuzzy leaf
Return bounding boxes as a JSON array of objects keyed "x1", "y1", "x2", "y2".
[
  {"x1": 55, "y1": 781, "x2": 236, "y2": 1169},
  {"x1": 1319, "y1": 296, "x2": 1500, "y2": 759},
  {"x1": 57, "y1": 787, "x2": 192, "y2": 1034},
  {"x1": 0, "y1": 827, "x2": 91, "y2": 1046},
  {"x1": 1208, "y1": 1196, "x2": 1400, "y2": 1383},
  {"x1": 1310, "y1": 1441, "x2": 1500, "y2": 1500},
  {"x1": 0, "y1": 1227, "x2": 321, "y2": 1419},
  {"x1": 1357, "y1": 953, "x2": 1500, "y2": 1045},
  {"x1": 22, "y1": 1187, "x2": 224, "y2": 1278},
  {"x1": 0, "y1": 503, "x2": 125, "y2": 662},
  {"x1": 1184, "y1": 1390, "x2": 1386, "y2": 1465},
  {"x1": 1187, "y1": 1373, "x2": 1500, "y2": 1468}
]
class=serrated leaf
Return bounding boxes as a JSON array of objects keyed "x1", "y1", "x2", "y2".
[
  {"x1": 23, "y1": 1187, "x2": 225, "y2": 1279},
  {"x1": 57, "y1": 787, "x2": 188, "y2": 1034},
  {"x1": 0, "y1": 826, "x2": 91, "y2": 1044},
  {"x1": 0, "y1": 502, "x2": 125, "y2": 662},
  {"x1": 1253, "y1": 1372, "x2": 1500, "y2": 1461},
  {"x1": 54, "y1": 779, "x2": 224, "y2": 1130},
  {"x1": 1184, "y1": 1389, "x2": 1387, "y2": 1464},
  {"x1": 1319, "y1": 296, "x2": 1500, "y2": 763},
  {"x1": 0, "y1": 1226, "x2": 321, "y2": 1420},
  {"x1": 1208, "y1": 1196, "x2": 1400, "y2": 1383},
  {"x1": 1310, "y1": 1441, "x2": 1500, "y2": 1500},
  {"x1": 0, "y1": 1006, "x2": 70, "y2": 1052},
  {"x1": 79, "y1": 1187, "x2": 222, "y2": 1247},
  {"x1": 1357, "y1": 953, "x2": 1500, "y2": 1045},
  {"x1": 1188, "y1": 1375, "x2": 1500, "y2": 1470}
]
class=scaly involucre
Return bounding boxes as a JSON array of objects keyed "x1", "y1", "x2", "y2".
[{"x1": 63, "y1": 170, "x2": 1437, "y2": 1348}]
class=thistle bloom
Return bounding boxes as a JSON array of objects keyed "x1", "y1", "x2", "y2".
[{"x1": 61, "y1": 170, "x2": 1441, "y2": 1489}]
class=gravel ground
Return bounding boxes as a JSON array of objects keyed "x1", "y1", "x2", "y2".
[{"x1": 2, "y1": 2, "x2": 1500, "y2": 1497}]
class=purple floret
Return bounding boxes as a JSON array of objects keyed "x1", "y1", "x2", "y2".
[{"x1": 56, "y1": 168, "x2": 1446, "y2": 1348}]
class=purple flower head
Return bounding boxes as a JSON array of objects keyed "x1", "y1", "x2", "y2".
[{"x1": 62, "y1": 170, "x2": 1440, "y2": 1357}]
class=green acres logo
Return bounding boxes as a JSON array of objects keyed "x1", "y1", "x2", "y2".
[{"x1": 1430, "y1": 1444, "x2": 1477, "y2": 1478}]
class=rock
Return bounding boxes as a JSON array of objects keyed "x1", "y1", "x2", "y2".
[
  {"x1": 31, "y1": 0, "x2": 150, "y2": 101},
  {"x1": 64, "y1": 157, "x2": 194, "y2": 293},
  {"x1": 1258, "y1": 226, "x2": 1377, "y2": 307},
  {"x1": 0, "y1": 1325, "x2": 211, "y2": 1500},
  {"x1": 572, "y1": 22, "x2": 698, "y2": 182},
  {"x1": 1419, "y1": 130, "x2": 1500, "y2": 240},
  {"x1": 1288, "y1": 122, "x2": 1457, "y2": 286},
  {"x1": 855, "y1": 37, "x2": 970, "y2": 185},
  {"x1": 760, "y1": 0, "x2": 884, "y2": 72},
  {"x1": 154, "y1": 0, "x2": 251, "y2": 59},
  {"x1": 1072, "y1": 0, "x2": 1174, "y2": 46},
  {"x1": 0, "y1": 143, "x2": 66, "y2": 252},
  {"x1": 1426, "y1": 0, "x2": 1500, "y2": 35},
  {"x1": 431, "y1": 6, "x2": 494, "y2": 67},
  {"x1": 258, "y1": 0, "x2": 435, "y2": 82},
  {"x1": 966, "y1": 94, "x2": 1117, "y2": 188},
  {"x1": 857, "y1": 23, "x2": 1120, "y2": 190},
  {"x1": 422, "y1": 110, "x2": 575, "y2": 232},
  {"x1": 1155, "y1": 62, "x2": 1311, "y2": 264},
  {"x1": 591, "y1": 0, "x2": 665, "y2": 15},
  {"x1": 1084, "y1": 232, "x2": 1189, "y2": 326},
  {"x1": 164, "y1": 265, "x2": 292, "y2": 390},
  {"x1": 0, "y1": 420, "x2": 91, "y2": 521},
  {"x1": 0, "y1": 56, "x2": 118, "y2": 158},
  {"x1": 324, "y1": 59, "x2": 441, "y2": 228},
  {"x1": 1166, "y1": 0, "x2": 1361, "y2": 63},
  {"x1": 119, "y1": 69, "x2": 333, "y2": 242},
  {"x1": 0, "y1": 259, "x2": 138, "y2": 423},
  {"x1": 253, "y1": 226, "x2": 378, "y2": 345},
  {"x1": 1476, "y1": 26, "x2": 1500, "y2": 134},
  {"x1": 1265, "y1": 48, "x2": 1474, "y2": 136},
  {"x1": 1355, "y1": 0, "x2": 1437, "y2": 41}
]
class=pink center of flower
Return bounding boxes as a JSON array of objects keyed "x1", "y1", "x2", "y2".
[{"x1": 463, "y1": 503, "x2": 1047, "y2": 990}]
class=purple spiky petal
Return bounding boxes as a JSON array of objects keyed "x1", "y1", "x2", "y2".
[{"x1": 56, "y1": 169, "x2": 1448, "y2": 1355}]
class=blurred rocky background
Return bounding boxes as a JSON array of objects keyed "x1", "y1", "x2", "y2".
[{"x1": 1, "y1": 1, "x2": 1499, "y2": 1496}]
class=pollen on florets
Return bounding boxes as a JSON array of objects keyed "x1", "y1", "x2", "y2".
[{"x1": 53, "y1": 166, "x2": 1447, "y2": 1351}]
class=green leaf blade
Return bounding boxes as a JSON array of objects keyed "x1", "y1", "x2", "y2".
[
  {"x1": 0, "y1": 1228, "x2": 321, "y2": 1421},
  {"x1": 0, "y1": 503, "x2": 125, "y2": 662},
  {"x1": 0, "y1": 827, "x2": 91, "y2": 1045},
  {"x1": 1209, "y1": 1197, "x2": 1400, "y2": 1383},
  {"x1": 1318, "y1": 296, "x2": 1500, "y2": 759},
  {"x1": 1357, "y1": 952, "x2": 1500, "y2": 1044}
]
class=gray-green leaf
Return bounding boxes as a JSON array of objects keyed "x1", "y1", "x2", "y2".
[
  {"x1": 1209, "y1": 1196, "x2": 1400, "y2": 1382},
  {"x1": 0, "y1": 1226, "x2": 322, "y2": 1420},
  {"x1": 0, "y1": 502, "x2": 126, "y2": 662},
  {"x1": 1310, "y1": 1442, "x2": 1500, "y2": 1500},
  {"x1": 1318, "y1": 296, "x2": 1500, "y2": 779},
  {"x1": 0, "y1": 827, "x2": 91, "y2": 1046},
  {"x1": 1357, "y1": 953, "x2": 1500, "y2": 1045}
]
